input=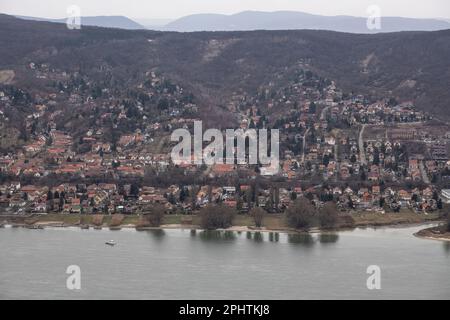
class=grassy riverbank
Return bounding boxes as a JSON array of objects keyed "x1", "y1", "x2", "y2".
[
  {"x1": 0, "y1": 210, "x2": 443, "y2": 232},
  {"x1": 414, "y1": 225, "x2": 450, "y2": 242},
  {"x1": 349, "y1": 210, "x2": 441, "y2": 227}
]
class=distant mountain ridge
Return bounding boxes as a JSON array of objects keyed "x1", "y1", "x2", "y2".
[
  {"x1": 164, "y1": 10, "x2": 450, "y2": 33},
  {"x1": 15, "y1": 15, "x2": 145, "y2": 30}
]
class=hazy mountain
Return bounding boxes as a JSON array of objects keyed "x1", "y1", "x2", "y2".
[
  {"x1": 15, "y1": 15, "x2": 145, "y2": 30},
  {"x1": 164, "y1": 10, "x2": 450, "y2": 33},
  {"x1": 133, "y1": 18, "x2": 174, "y2": 30}
]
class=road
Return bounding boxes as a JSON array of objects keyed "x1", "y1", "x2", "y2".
[
  {"x1": 301, "y1": 128, "x2": 310, "y2": 163},
  {"x1": 419, "y1": 160, "x2": 431, "y2": 184},
  {"x1": 358, "y1": 124, "x2": 367, "y2": 166},
  {"x1": 320, "y1": 106, "x2": 330, "y2": 121}
]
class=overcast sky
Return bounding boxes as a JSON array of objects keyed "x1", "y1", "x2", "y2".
[{"x1": 1, "y1": 0, "x2": 449, "y2": 20}]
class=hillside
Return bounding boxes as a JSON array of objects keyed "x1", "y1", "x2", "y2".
[{"x1": 1, "y1": 14, "x2": 450, "y2": 119}]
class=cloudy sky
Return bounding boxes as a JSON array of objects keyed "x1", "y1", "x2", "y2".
[{"x1": 1, "y1": 0, "x2": 449, "y2": 20}]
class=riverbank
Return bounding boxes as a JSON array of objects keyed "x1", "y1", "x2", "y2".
[
  {"x1": 0, "y1": 210, "x2": 443, "y2": 234},
  {"x1": 414, "y1": 225, "x2": 450, "y2": 242}
]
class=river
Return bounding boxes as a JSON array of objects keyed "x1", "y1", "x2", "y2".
[{"x1": 0, "y1": 224, "x2": 449, "y2": 299}]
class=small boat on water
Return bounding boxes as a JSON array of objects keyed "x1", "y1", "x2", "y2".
[{"x1": 105, "y1": 240, "x2": 116, "y2": 246}]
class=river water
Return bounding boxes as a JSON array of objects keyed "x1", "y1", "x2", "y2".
[{"x1": 0, "y1": 224, "x2": 449, "y2": 299}]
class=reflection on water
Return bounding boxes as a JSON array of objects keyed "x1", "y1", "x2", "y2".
[
  {"x1": 319, "y1": 233, "x2": 339, "y2": 244},
  {"x1": 443, "y1": 241, "x2": 450, "y2": 255},
  {"x1": 188, "y1": 230, "x2": 339, "y2": 246},
  {"x1": 199, "y1": 230, "x2": 236, "y2": 241},
  {"x1": 287, "y1": 233, "x2": 314, "y2": 246},
  {"x1": 245, "y1": 231, "x2": 265, "y2": 242},
  {"x1": 253, "y1": 232, "x2": 264, "y2": 242},
  {"x1": 268, "y1": 232, "x2": 280, "y2": 242},
  {"x1": 146, "y1": 229, "x2": 166, "y2": 240}
]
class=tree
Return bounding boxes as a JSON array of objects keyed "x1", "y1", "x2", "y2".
[
  {"x1": 285, "y1": 198, "x2": 316, "y2": 230},
  {"x1": 323, "y1": 154, "x2": 330, "y2": 166},
  {"x1": 291, "y1": 191, "x2": 297, "y2": 201},
  {"x1": 103, "y1": 203, "x2": 109, "y2": 215},
  {"x1": 432, "y1": 191, "x2": 439, "y2": 201},
  {"x1": 265, "y1": 197, "x2": 273, "y2": 211},
  {"x1": 236, "y1": 198, "x2": 243, "y2": 212},
  {"x1": 167, "y1": 193, "x2": 176, "y2": 205},
  {"x1": 274, "y1": 187, "x2": 280, "y2": 210},
  {"x1": 112, "y1": 160, "x2": 120, "y2": 168},
  {"x1": 392, "y1": 202, "x2": 401, "y2": 212},
  {"x1": 246, "y1": 189, "x2": 252, "y2": 209},
  {"x1": 348, "y1": 196, "x2": 355, "y2": 210},
  {"x1": 379, "y1": 197, "x2": 385, "y2": 208},
  {"x1": 190, "y1": 185, "x2": 199, "y2": 209},
  {"x1": 437, "y1": 198, "x2": 443, "y2": 210},
  {"x1": 309, "y1": 102, "x2": 316, "y2": 114},
  {"x1": 250, "y1": 207, "x2": 265, "y2": 228},
  {"x1": 373, "y1": 151, "x2": 380, "y2": 165},
  {"x1": 59, "y1": 196, "x2": 65, "y2": 211},
  {"x1": 360, "y1": 170, "x2": 367, "y2": 181},
  {"x1": 179, "y1": 187, "x2": 188, "y2": 202},
  {"x1": 318, "y1": 202, "x2": 338, "y2": 229},
  {"x1": 157, "y1": 98, "x2": 169, "y2": 110},
  {"x1": 130, "y1": 183, "x2": 140, "y2": 197},
  {"x1": 388, "y1": 98, "x2": 398, "y2": 106},
  {"x1": 145, "y1": 204, "x2": 165, "y2": 227},
  {"x1": 200, "y1": 204, "x2": 236, "y2": 230}
]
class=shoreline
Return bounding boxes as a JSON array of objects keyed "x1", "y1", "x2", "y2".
[
  {"x1": 413, "y1": 226, "x2": 450, "y2": 242},
  {"x1": 0, "y1": 215, "x2": 443, "y2": 235}
]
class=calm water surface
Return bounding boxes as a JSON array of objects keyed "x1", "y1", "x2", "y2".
[{"x1": 0, "y1": 224, "x2": 449, "y2": 299}]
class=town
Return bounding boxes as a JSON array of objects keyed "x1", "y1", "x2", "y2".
[{"x1": 1, "y1": 60, "x2": 450, "y2": 229}]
